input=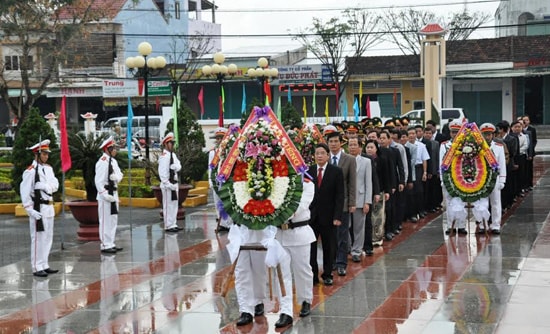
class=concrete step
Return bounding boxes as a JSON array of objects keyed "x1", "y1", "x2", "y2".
[{"x1": 535, "y1": 125, "x2": 550, "y2": 139}]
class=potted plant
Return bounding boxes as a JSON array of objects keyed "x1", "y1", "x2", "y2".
[
  {"x1": 151, "y1": 99, "x2": 207, "y2": 219},
  {"x1": 66, "y1": 132, "x2": 108, "y2": 241}
]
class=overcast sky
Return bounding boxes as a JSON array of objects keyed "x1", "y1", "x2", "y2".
[{"x1": 214, "y1": 0, "x2": 502, "y2": 56}]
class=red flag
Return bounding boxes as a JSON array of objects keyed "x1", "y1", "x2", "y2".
[
  {"x1": 155, "y1": 96, "x2": 160, "y2": 114},
  {"x1": 198, "y1": 86, "x2": 204, "y2": 116},
  {"x1": 366, "y1": 95, "x2": 371, "y2": 118},
  {"x1": 60, "y1": 95, "x2": 72, "y2": 172},
  {"x1": 393, "y1": 88, "x2": 397, "y2": 109},
  {"x1": 263, "y1": 81, "x2": 271, "y2": 104}
]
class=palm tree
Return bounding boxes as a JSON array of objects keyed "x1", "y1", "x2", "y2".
[{"x1": 68, "y1": 132, "x2": 108, "y2": 201}]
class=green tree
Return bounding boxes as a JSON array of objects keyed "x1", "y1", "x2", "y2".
[
  {"x1": 11, "y1": 108, "x2": 60, "y2": 197},
  {"x1": 0, "y1": 0, "x2": 108, "y2": 128},
  {"x1": 281, "y1": 102, "x2": 303, "y2": 129},
  {"x1": 167, "y1": 101, "x2": 208, "y2": 184}
]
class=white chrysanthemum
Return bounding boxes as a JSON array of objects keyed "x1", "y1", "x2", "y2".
[
  {"x1": 233, "y1": 181, "x2": 250, "y2": 209},
  {"x1": 268, "y1": 177, "x2": 290, "y2": 208}
]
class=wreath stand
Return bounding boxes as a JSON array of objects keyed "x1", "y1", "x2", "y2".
[{"x1": 221, "y1": 243, "x2": 286, "y2": 299}]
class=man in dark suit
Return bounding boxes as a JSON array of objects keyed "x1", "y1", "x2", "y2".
[
  {"x1": 309, "y1": 143, "x2": 344, "y2": 286},
  {"x1": 522, "y1": 115, "x2": 536, "y2": 190},
  {"x1": 326, "y1": 130, "x2": 356, "y2": 277}
]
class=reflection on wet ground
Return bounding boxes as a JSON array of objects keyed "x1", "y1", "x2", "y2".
[{"x1": 0, "y1": 156, "x2": 549, "y2": 333}]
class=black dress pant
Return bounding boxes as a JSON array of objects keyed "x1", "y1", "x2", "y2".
[{"x1": 310, "y1": 222, "x2": 336, "y2": 280}]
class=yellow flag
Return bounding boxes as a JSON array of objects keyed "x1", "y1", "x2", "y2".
[
  {"x1": 303, "y1": 96, "x2": 307, "y2": 124},
  {"x1": 325, "y1": 97, "x2": 329, "y2": 124}
]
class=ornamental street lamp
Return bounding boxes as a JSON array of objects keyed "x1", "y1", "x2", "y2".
[
  {"x1": 125, "y1": 41, "x2": 166, "y2": 185},
  {"x1": 201, "y1": 52, "x2": 237, "y2": 127},
  {"x1": 247, "y1": 57, "x2": 278, "y2": 104}
]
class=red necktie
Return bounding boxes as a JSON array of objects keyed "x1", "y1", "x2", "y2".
[{"x1": 317, "y1": 167, "x2": 323, "y2": 188}]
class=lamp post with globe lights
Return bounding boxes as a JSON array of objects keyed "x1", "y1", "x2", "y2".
[
  {"x1": 247, "y1": 57, "x2": 278, "y2": 105},
  {"x1": 201, "y1": 52, "x2": 237, "y2": 127},
  {"x1": 125, "y1": 41, "x2": 166, "y2": 185}
]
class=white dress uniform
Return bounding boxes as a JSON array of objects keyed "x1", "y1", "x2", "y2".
[
  {"x1": 489, "y1": 139, "x2": 507, "y2": 231},
  {"x1": 158, "y1": 133, "x2": 182, "y2": 230},
  {"x1": 21, "y1": 143, "x2": 59, "y2": 274},
  {"x1": 95, "y1": 138, "x2": 123, "y2": 251},
  {"x1": 275, "y1": 179, "x2": 316, "y2": 316}
]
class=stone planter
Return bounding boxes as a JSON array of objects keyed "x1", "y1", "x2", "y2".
[
  {"x1": 151, "y1": 184, "x2": 193, "y2": 220},
  {"x1": 66, "y1": 200, "x2": 99, "y2": 241}
]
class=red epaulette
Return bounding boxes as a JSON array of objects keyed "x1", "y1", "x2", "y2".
[
  {"x1": 160, "y1": 152, "x2": 166, "y2": 156},
  {"x1": 494, "y1": 142, "x2": 503, "y2": 146},
  {"x1": 304, "y1": 178, "x2": 311, "y2": 183},
  {"x1": 101, "y1": 156, "x2": 107, "y2": 161},
  {"x1": 26, "y1": 165, "x2": 34, "y2": 170}
]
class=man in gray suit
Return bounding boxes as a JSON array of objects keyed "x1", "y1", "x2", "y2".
[
  {"x1": 326, "y1": 129, "x2": 356, "y2": 276},
  {"x1": 348, "y1": 137, "x2": 373, "y2": 262}
]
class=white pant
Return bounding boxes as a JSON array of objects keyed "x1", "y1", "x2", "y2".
[
  {"x1": 161, "y1": 186, "x2": 178, "y2": 229},
  {"x1": 30, "y1": 215, "x2": 53, "y2": 272},
  {"x1": 489, "y1": 188, "x2": 502, "y2": 230},
  {"x1": 234, "y1": 248, "x2": 267, "y2": 315},
  {"x1": 442, "y1": 188, "x2": 466, "y2": 229},
  {"x1": 98, "y1": 198, "x2": 118, "y2": 250},
  {"x1": 277, "y1": 244, "x2": 313, "y2": 315}
]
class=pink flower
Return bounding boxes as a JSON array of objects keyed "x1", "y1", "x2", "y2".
[{"x1": 245, "y1": 142, "x2": 260, "y2": 158}]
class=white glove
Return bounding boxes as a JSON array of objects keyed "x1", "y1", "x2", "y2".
[
  {"x1": 170, "y1": 164, "x2": 179, "y2": 171},
  {"x1": 109, "y1": 174, "x2": 118, "y2": 181},
  {"x1": 497, "y1": 182, "x2": 505, "y2": 190},
  {"x1": 102, "y1": 194, "x2": 116, "y2": 202},
  {"x1": 28, "y1": 209, "x2": 42, "y2": 220}
]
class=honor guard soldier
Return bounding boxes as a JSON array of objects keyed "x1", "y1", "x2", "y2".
[
  {"x1": 480, "y1": 123, "x2": 507, "y2": 234},
  {"x1": 20, "y1": 139, "x2": 60, "y2": 277},
  {"x1": 158, "y1": 132, "x2": 182, "y2": 232},
  {"x1": 95, "y1": 136, "x2": 124, "y2": 253}
]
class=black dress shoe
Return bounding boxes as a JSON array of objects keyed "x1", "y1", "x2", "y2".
[
  {"x1": 112, "y1": 247, "x2": 123, "y2": 251},
  {"x1": 44, "y1": 268, "x2": 59, "y2": 274},
  {"x1": 491, "y1": 229, "x2": 501, "y2": 235},
  {"x1": 33, "y1": 270, "x2": 48, "y2": 277},
  {"x1": 274, "y1": 313, "x2": 293, "y2": 328},
  {"x1": 365, "y1": 249, "x2": 374, "y2": 256},
  {"x1": 384, "y1": 233, "x2": 393, "y2": 241},
  {"x1": 101, "y1": 248, "x2": 117, "y2": 254},
  {"x1": 299, "y1": 301, "x2": 311, "y2": 317},
  {"x1": 337, "y1": 267, "x2": 346, "y2": 276},
  {"x1": 457, "y1": 228, "x2": 468, "y2": 235},
  {"x1": 445, "y1": 228, "x2": 455, "y2": 235},
  {"x1": 165, "y1": 227, "x2": 179, "y2": 233},
  {"x1": 323, "y1": 277, "x2": 333, "y2": 286},
  {"x1": 236, "y1": 312, "x2": 253, "y2": 326},
  {"x1": 175, "y1": 226, "x2": 184, "y2": 231},
  {"x1": 254, "y1": 303, "x2": 264, "y2": 316},
  {"x1": 477, "y1": 228, "x2": 486, "y2": 234}
]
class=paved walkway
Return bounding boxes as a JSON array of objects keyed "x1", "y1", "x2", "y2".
[{"x1": 0, "y1": 155, "x2": 549, "y2": 333}]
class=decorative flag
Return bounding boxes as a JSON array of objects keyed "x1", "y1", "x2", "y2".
[
  {"x1": 127, "y1": 97, "x2": 134, "y2": 160},
  {"x1": 366, "y1": 95, "x2": 371, "y2": 118},
  {"x1": 241, "y1": 83, "x2": 247, "y2": 114},
  {"x1": 393, "y1": 88, "x2": 397, "y2": 109},
  {"x1": 264, "y1": 80, "x2": 272, "y2": 105},
  {"x1": 324, "y1": 97, "x2": 329, "y2": 124},
  {"x1": 172, "y1": 86, "x2": 180, "y2": 148},
  {"x1": 302, "y1": 96, "x2": 307, "y2": 124},
  {"x1": 359, "y1": 81, "x2": 363, "y2": 115},
  {"x1": 287, "y1": 84, "x2": 292, "y2": 103},
  {"x1": 59, "y1": 95, "x2": 71, "y2": 172},
  {"x1": 276, "y1": 96, "x2": 281, "y2": 120},
  {"x1": 198, "y1": 86, "x2": 204, "y2": 118},
  {"x1": 353, "y1": 97, "x2": 359, "y2": 122},
  {"x1": 343, "y1": 98, "x2": 348, "y2": 121},
  {"x1": 312, "y1": 84, "x2": 316, "y2": 116}
]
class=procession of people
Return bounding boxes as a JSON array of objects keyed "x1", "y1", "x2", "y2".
[{"x1": 19, "y1": 110, "x2": 538, "y2": 330}]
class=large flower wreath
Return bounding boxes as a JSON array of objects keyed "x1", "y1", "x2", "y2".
[
  {"x1": 441, "y1": 122, "x2": 499, "y2": 203},
  {"x1": 294, "y1": 124, "x2": 325, "y2": 166},
  {"x1": 216, "y1": 106, "x2": 305, "y2": 230}
]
